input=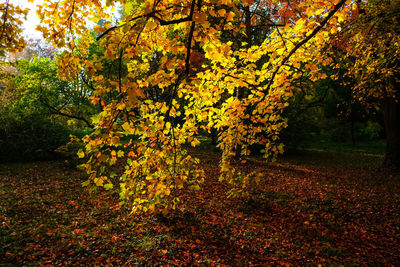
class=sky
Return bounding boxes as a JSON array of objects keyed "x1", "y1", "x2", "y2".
[
  {"x1": 16, "y1": 0, "x2": 44, "y2": 40},
  {"x1": 16, "y1": 0, "x2": 118, "y2": 41}
]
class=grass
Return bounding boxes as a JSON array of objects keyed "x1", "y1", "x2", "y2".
[{"x1": 303, "y1": 137, "x2": 386, "y2": 155}]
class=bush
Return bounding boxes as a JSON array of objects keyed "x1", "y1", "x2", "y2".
[
  {"x1": 356, "y1": 121, "x2": 382, "y2": 141},
  {"x1": 0, "y1": 56, "x2": 95, "y2": 162},
  {"x1": 0, "y1": 109, "x2": 71, "y2": 161},
  {"x1": 329, "y1": 124, "x2": 350, "y2": 142}
]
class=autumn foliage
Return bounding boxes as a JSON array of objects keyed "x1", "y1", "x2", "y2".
[
  {"x1": 23, "y1": 0, "x2": 360, "y2": 213},
  {"x1": 330, "y1": 0, "x2": 400, "y2": 168},
  {"x1": 2, "y1": 0, "x2": 400, "y2": 264},
  {"x1": 0, "y1": 0, "x2": 27, "y2": 55}
]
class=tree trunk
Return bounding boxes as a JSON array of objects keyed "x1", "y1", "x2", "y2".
[
  {"x1": 351, "y1": 119, "x2": 356, "y2": 146},
  {"x1": 383, "y1": 97, "x2": 400, "y2": 169}
]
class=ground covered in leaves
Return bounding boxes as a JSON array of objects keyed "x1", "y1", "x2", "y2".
[{"x1": 1, "y1": 150, "x2": 400, "y2": 266}]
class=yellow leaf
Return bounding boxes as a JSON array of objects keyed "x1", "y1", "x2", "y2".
[
  {"x1": 191, "y1": 138, "x2": 200, "y2": 147},
  {"x1": 165, "y1": 188, "x2": 171, "y2": 196},
  {"x1": 111, "y1": 136, "x2": 120, "y2": 145},
  {"x1": 77, "y1": 151, "x2": 85, "y2": 158},
  {"x1": 149, "y1": 203, "x2": 155, "y2": 211},
  {"x1": 95, "y1": 177, "x2": 104, "y2": 187},
  {"x1": 122, "y1": 122, "x2": 131, "y2": 131},
  {"x1": 209, "y1": 9, "x2": 217, "y2": 17},
  {"x1": 306, "y1": 8, "x2": 314, "y2": 17},
  {"x1": 147, "y1": 20, "x2": 157, "y2": 30},
  {"x1": 218, "y1": 9, "x2": 226, "y2": 17},
  {"x1": 195, "y1": 13, "x2": 207, "y2": 24},
  {"x1": 315, "y1": 9, "x2": 324, "y2": 16},
  {"x1": 226, "y1": 12, "x2": 235, "y2": 21}
]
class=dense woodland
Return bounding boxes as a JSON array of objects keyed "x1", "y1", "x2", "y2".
[{"x1": 1, "y1": 0, "x2": 400, "y2": 265}]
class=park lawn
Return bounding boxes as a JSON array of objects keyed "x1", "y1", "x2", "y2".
[{"x1": 1, "y1": 150, "x2": 400, "y2": 266}]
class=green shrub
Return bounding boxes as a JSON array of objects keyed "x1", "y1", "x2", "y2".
[
  {"x1": 329, "y1": 124, "x2": 350, "y2": 142},
  {"x1": 356, "y1": 121, "x2": 382, "y2": 141},
  {"x1": 0, "y1": 109, "x2": 71, "y2": 161}
]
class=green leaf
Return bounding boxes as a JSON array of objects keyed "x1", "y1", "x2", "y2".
[
  {"x1": 104, "y1": 183, "x2": 113, "y2": 190},
  {"x1": 91, "y1": 114, "x2": 100, "y2": 124}
]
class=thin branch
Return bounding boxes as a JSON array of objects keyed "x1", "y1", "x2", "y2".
[
  {"x1": 165, "y1": 72, "x2": 184, "y2": 122},
  {"x1": 251, "y1": 11, "x2": 285, "y2": 27},
  {"x1": 183, "y1": 0, "x2": 201, "y2": 75},
  {"x1": 39, "y1": 99, "x2": 93, "y2": 128},
  {"x1": 299, "y1": 88, "x2": 329, "y2": 113},
  {"x1": 134, "y1": 24, "x2": 145, "y2": 47},
  {"x1": 260, "y1": 0, "x2": 348, "y2": 100},
  {"x1": 66, "y1": 0, "x2": 76, "y2": 31},
  {"x1": 118, "y1": 48, "x2": 123, "y2": 93},
  {"x1": 185, "y1": 20, "x2": 196, "y2": 76},
  {"x1": 152, "y1": 13, "x2": 193, "y2": 25},
  {"x1": 96, "y1": 25, "x2": 118, "y2": 40},
  {"x1": 96, "y1": 5, "x2": 182, "y2": 41},
  {"x1": 223, "y1": 73, "x2": 258, "y2": 89},
  {"x1": 276, "y1": 28, "x2": 288, "y2": 50}
]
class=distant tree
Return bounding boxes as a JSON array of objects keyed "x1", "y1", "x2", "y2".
[
  {"x1": 12, "y1": 56, "x2": 95, "y2": 128},
  {"x1": 8, "y1": 38, "x2": 57, "y2": 61},
  {"x1": 0, "y1": 55, "x2": 97, "y2": 161},
  {"x1": 333, "y1": 0, "x2": 400, "y2": 168}
]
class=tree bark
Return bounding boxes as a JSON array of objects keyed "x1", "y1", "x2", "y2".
[{"x1": 383, "y1": 96, "x2": 400, "y2": 169}]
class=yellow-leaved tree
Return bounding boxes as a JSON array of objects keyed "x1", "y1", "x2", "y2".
[
  {"x1": 0, "y1": 0, "x2": 28, "y2": 56},
  {"x1": 0, "y1": 0, "x2": 29, "y2": 105},
  {"x1": 35, "y1": 0, "x2": 354, "y2": 213}
]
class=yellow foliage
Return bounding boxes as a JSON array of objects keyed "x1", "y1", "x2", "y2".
[{"x1": 32, "y1": 0, "x2": 353, "y2": 214}]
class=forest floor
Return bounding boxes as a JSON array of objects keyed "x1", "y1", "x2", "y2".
[{"x1": 1, "y1": 150, "x2": 400, "y2": 266}]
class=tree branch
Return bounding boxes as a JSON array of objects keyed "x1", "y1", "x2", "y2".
[
  {"x1": 261, "y1": 0, "x2": 348, "y2": 100},
  {"x1": 184, "y1": 0, "x2": 200, "y2": 75},
  {"x1": 96, "y1": 4, "x2": 189, "y2": 41},
  {"x1": 39, "y1": 99, "x2": 93, "y2": 128}
]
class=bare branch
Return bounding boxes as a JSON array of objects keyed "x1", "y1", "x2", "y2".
[{"x1": 39, "y1": 99, "x2": 93, "y2": 128}]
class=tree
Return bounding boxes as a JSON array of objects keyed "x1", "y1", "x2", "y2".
[
  {"x1": 0, "y1": 0, "x2": 27, "y2": 56},
  {"x1": 8, "y1": 38, "x2": 57, "y2": 61},
  {"x1": 1, "y1": 38, "x2": 58, "y2": 105},
  {"x1": 35, "y1": 0, "x2": 353, "y2": 213},
  {"x1": 332, "y1": 0, "x2": 400, "y2": 168},
  {"x1": 12, "y1": 56, "x2": 95, "y2": 128},
  {"x1": 0, "y1": 55, "x2": 96, "y2": 161}
]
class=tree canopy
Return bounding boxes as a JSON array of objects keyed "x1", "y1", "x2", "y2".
[
  {"x1": 27, "y1": 0, "x2": 359, "y2": 213},
  {"x1": 330, "y1": 0, "x2": 400, "y2": 167}
]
